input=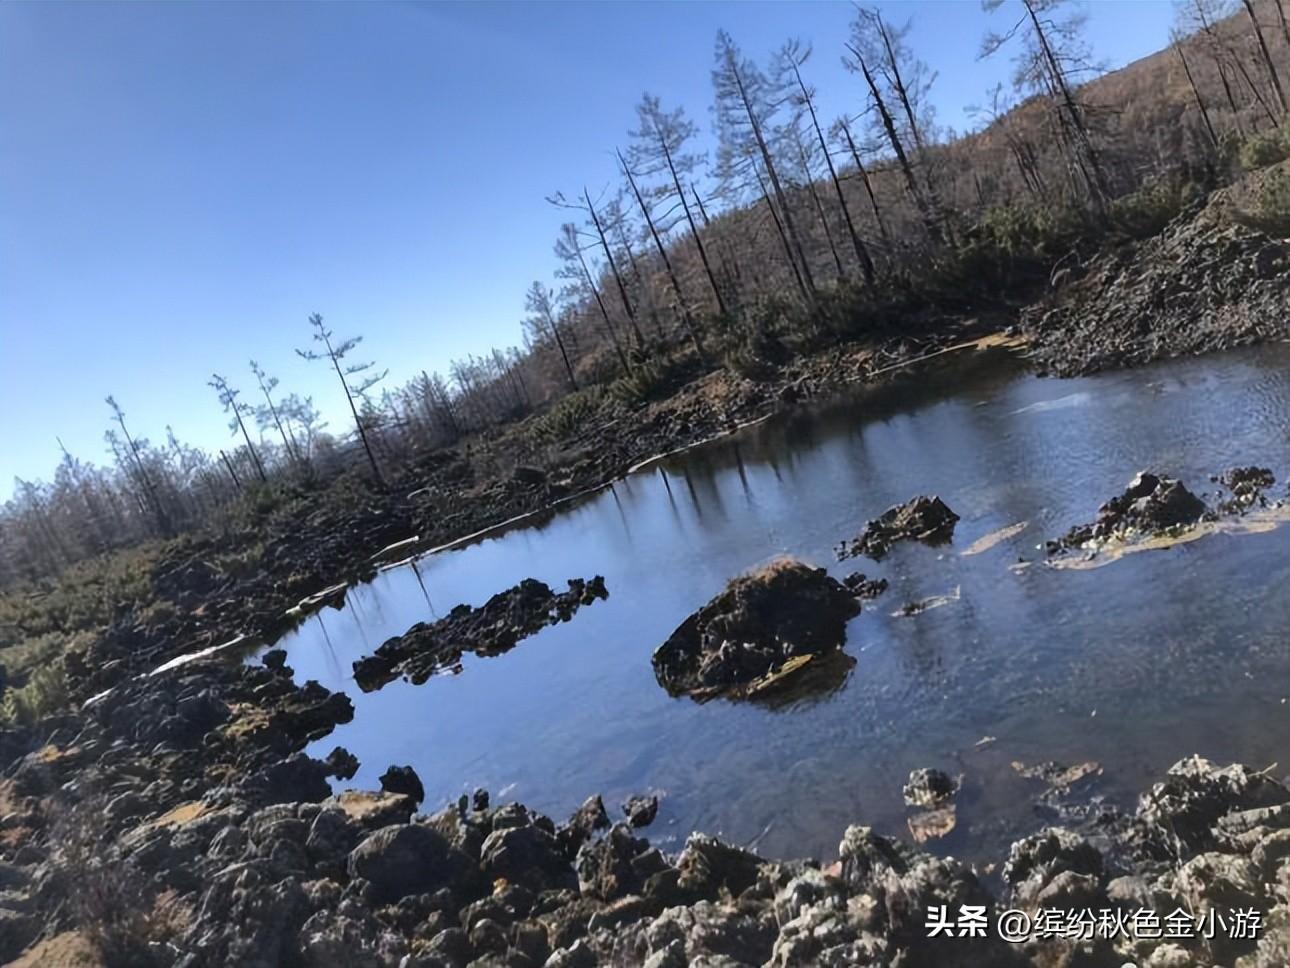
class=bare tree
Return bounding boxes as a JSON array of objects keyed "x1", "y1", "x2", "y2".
[
  {"x1": 831, "y1": 116, "x2": 894, "y2": 256},
  {"x1": 104, "y1": 395, "x2": 170, "y2": 535},
  {"x1": 524, "y1": 281, "x2": 578, "y2": 391},
  {"x1": 249, "y1": 360, "x2": 301, "y2": 465},
  {"x1": 982, "y1": 0, "x2": 1111, "y2": 211},
  {"x1": 714, "y1": 29, "x2": 818, "y2": 305},
  {"x1": 555, "y1": 223, "x2": 633, "y2": 377},
  {"x1": 547, "y1": 189, "x2": 645, "y2": 346},
  {"x1": 776, "y1": 40, "x2": 876, "y2": 285},
  {"x1": 968, "y1": 83, "x2": 1051, "y2": 201},
  {"x1": 296, "y1": 313, "x2": 387, "y2": 486},
  {"x1": 616, "y1": 147, "x2": 708, "y2": 361},
  {"x1": 1243, "y1": 0, "x2": 1288, "y2": 113},
  {"x1": 847, "y1": 8, "x2": 951, "y2": 240},
  {"x1": 1172, "y1": 31, "x2": 1220, "y2": 148},
  {"x1": 845, "y1": 42, "x2": 939, "y2": 241},
  {"x1": 627, "y1": 94, "x2": 730, "y2": 315},
  {"x1": 209, "y1": 374, "x2": 268, "y2": 484}
]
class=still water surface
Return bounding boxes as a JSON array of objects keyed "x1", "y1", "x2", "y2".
[{"x1": 265, "y1": 346, "x2": 1290, "y2": 863}]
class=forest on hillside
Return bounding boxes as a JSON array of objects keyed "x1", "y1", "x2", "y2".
[{"x1": 7, "y1": 0, "x2": 1290, "y2": 588}]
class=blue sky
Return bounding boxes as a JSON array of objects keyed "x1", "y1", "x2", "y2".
[{"x1": 1, "y1": 1, "x2": 1175, "y2": 491}]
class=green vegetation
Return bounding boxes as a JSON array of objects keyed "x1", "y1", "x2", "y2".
[
  {"x1": 608, "y1": 354, "x2": 694, "y2": 405},
  {"x1": 527, "y1": 386, "x2": 610, "y2": 444},
  {"x1": 1110, "y1": 176, "x2": 1204, "y2": 238},
  {"x1": 1, "y1": 663, "x2": 69, "y2": 726},
  {"x1": 1240, "y1": 128, "x2": 1290, "y2": 170},
  {"x1": 1255, "y1": 167, "x2": 1290, "y2": 235}
]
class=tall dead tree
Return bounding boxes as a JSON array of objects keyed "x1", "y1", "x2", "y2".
[
  {"x1": 104, "y1": 395, "x2": 170, "y2": 535},
  {"x1": 296, "y1": 313, "x2": 387, "y2": 486},
  {"x1": 209, "y1": 374, "x2": 267, "y2": 484},
  {"x1": 524, "y1": 281, "x2": 578, "y2": 392},
  {"x1": 849, "y1": 9, "x2": 952, "y2": 242},
  {"x1": 714, "y1": 30, "x2": 818, "y2": 306},
  {"x1": 786, "y1": 124, "x2": 845, "y2": 278},
  {"x1": 555, "y1": 223, "x2": 633, "y2": 377},
  {"x1": 249, "y1": 360, "x2": 301, "y2": 464},
  {"x1": 1243, "y1": 0, "x2": 1289, "y2": 114},
  {"x1": 982, "y1": 0, "x2": 1111, "y2": 212},
  {"x1": 777, "y1": 40, "x2": 876, "y2": 286},
  {"x1": 628, "y1": 94, "x2": 730, "y2": 316},
  {"x1": 846, "y1": 45, "x2": 939, "y2": 240},
  {"x1": 548, "y1": 189, "x2": 644, "y2": 347},
  {"x1": 616, "y1": 147, "x2": 707, "y2": 361},
  {"x1": 832, "y1": 117, "x2": 894, "y2": 256},
  {"x1": 1172, "y1": 33, "x2": 1219, "y2": 148}
]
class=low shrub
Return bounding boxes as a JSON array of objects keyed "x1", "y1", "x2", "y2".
[
  {"x1": 608, "y1": 354, "x2": 691, "y2": 405},
  {"x1": 1110, "y1": 176, "x2": 1203, "y2": 238},
  {"x1": 1, "y1": 661, "x2": 69, "y2": 725},
  {"x1": 1256, "y1": 167, "x2": 1290, "y2": 234},
  {"x1": 1240, "y1": 128, "x2": 1290, "y2": 170},
  {"x1": 527, "y1": 386, "x2": 607, "y2": 443},
  {"x1": 53, "y1": 802, "x2": 191, "y2": 967}
]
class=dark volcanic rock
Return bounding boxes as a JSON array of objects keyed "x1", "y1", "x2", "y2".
[
  {"x1": 347, "y1": 824, "x2": 456, "y2": 903},
  {"x1": 323, "y1": 746, "x2": 359, "y2": 780},
  {"x1": 623, "y1": 795, "x2": 659, "y2": 829},
  {"x1": 1047, "y1": 471, "x2": 1209, "y2": 553},
  {"x1": 842, "y1": 572, "x2": 889, "y2": 598},
  {"x1": 557, "y1": 795, "x2": 611, "y2": 856},
  {"x1": 1215, "y1": 465, "x2": 1277, "y2": 511},
  {"x1": 902, "y1": 768, "x2": 958, "y2": 809},
  {"x1": 245, "y1": 753, "x2": 334, "y2": 805},
  {"x1": 351, "y1": 576, "x2": 608, "y2": 691},
  {"x1": 837, "y1": 495, "x2": 959, "y2": 560},
  {"x1": 379, "y1": 764, "x2": 425, "y2": 805},
  {"x1": 651, "y1": 559, "x2": 860, "y2": 701}
]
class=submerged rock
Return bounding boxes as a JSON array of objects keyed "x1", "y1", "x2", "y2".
[
  {"x1": 1048, "y1": 471, "x2": 1208, "y2": 553},
  {"x1": 651, "y1": 559, "x2": 860, "y2": 701},
  {"x1": 836, "y1": 495, "x2": 960, "y2": 560}
]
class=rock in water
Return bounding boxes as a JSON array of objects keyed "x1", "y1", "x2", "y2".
[
  {"x1": 623, "y1": 794, "x2": 659, "y2": 829},
  {"x1": 902, "y1": 768, "x2": 958, "y2": 809},
  {"x1": 651, "y1": 558, "x2": 860, "y2": 700},
  {"x1": 836, "y1": 496, "x2": 959, "y2": 560},
  {"x1": 351, "y1": 575, "x2": 609, "y2": 691},
  {"x1": 379, "y1": 764, "x2": 425, "y2": 804},
  {"x1": 1048, "y1": 471, "x2": 1208, "y2": 553},
  {"x1": 1215, "y1": 465, "x2": 1276, "y2": 510}
]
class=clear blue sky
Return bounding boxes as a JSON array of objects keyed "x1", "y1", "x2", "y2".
[{"x1": 1, "y1": 1, "x2": 1174, "y2": 492}]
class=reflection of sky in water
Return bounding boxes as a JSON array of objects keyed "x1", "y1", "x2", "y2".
[{"x1": 265, "y1": 346, "x2": 1290, "y2": 863}]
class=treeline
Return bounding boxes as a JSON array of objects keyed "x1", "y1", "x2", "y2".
[{"x1": 4, "y1": 0, "x2": 1289, "y2": 588}]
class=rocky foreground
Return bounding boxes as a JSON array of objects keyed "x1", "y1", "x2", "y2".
[{"x1": 0, "y1": 644, "x2": 1285, "y2": 967}]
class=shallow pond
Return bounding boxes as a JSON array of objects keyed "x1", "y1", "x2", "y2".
[{"x1": 264, "y1": 344, "x2": 1290, "y2": 864}]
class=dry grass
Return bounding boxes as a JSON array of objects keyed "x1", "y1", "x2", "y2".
[{"x1": 5, "y1": 931, "x2": 105, "y2": 968}]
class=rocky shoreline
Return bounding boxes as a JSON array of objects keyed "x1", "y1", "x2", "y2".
[
  {"x1": 1023, "y1": 165, "x2": 1290, "y2": 377},
  {"x1": 1, "y1": 641, "x2": 1288, "y2": 966}
]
